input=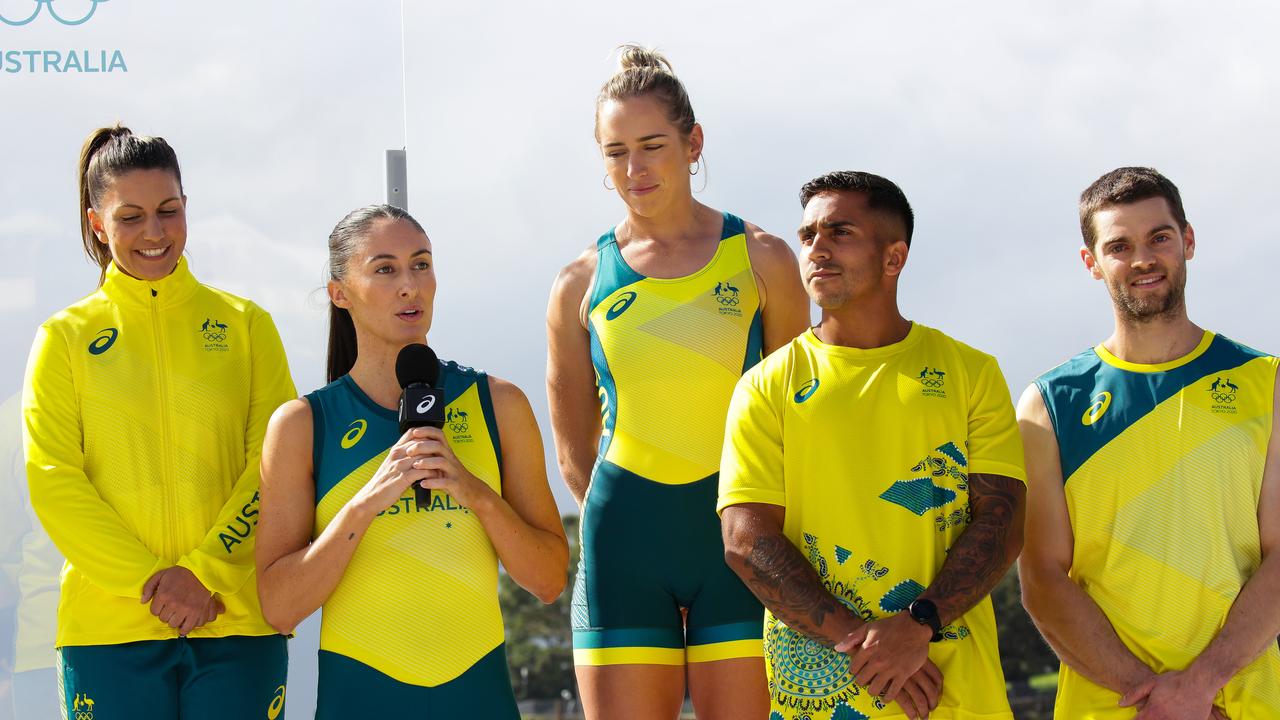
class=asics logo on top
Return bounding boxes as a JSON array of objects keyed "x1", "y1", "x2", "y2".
[
  {"x1": 416, "y1": 396, "x2": 437, "y2": 414},
  {"x1": 605, "y1": 291, "x2": 637, "y2": 320},
  {"x1": 341, "y1": 419, "x2": 368, "y2": 449},
  {"x1": 267, "y1": 685, "x2": 286, "y2": 720},
  {"x1": 1209, "y1": 376, "x2": 1238, "y2": 404},
  {"x1": 794, "y1": 378, "x2": 820, "y2": 403},
  {"x1": 88, "y1": 327, "x2": 118, "y2": 355},
  {"x1": 1081, "y1": 391, "x2": 1112, "y2": 426},
  {"x1": 0, "y1": 0, "x2": 110, "y2": 26}
]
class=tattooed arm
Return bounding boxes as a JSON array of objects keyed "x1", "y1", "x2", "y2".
[
  {"x1": 722, "y1": 502, "x2": 862, "y2": 646},
  {"x1": 724, "y1": 502, "x2": 944, "y2": 718},
  {"x1": 916, "y1": 471, "x2": 1025, "y2": 624},
  {"x1": 834, "y1": 472, "x2": 1024, "y2": 701}
]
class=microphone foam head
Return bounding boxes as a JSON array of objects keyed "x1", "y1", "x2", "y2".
[{"x1": 395, "y1": 343, "x2": 439, "y2": 388}]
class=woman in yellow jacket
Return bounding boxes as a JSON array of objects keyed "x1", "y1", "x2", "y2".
[{"x1": 21, "y1": 125, "x2": 297, "y2": 720}]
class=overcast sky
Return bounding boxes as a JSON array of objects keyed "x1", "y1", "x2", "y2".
[{"x1": 3, "y1": 0, "x2": 1279, "y2": 715}]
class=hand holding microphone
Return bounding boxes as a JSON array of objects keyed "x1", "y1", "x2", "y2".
[
  {"x1": 394, "y1": 343, "x2": 491, "y2": 511},
  {"x1": 396, "y1": 343, "x2": 446, "y2": 509}
]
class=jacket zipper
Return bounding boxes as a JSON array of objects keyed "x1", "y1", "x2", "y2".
[{"x1": 150, "y1": 290, "x2": 181, "y2": 562}]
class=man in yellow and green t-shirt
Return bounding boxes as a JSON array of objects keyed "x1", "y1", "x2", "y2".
[{"x1": 719, "y1": 171, "x2": 1026, "y2": 720}]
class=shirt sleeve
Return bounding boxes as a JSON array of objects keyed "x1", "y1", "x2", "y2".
[
  {"x1": 175, "y1": 308, "x2": 296, "y2": 596},
  {"x1": 23, "y1": 324, "x2": 167, "y2": 599},
  {"x1": 718, "y1": 369, "x2": 786, "y2": 513},
  {"x1": 966, "y1": 355, "x2": 1027, "y2": 483}
]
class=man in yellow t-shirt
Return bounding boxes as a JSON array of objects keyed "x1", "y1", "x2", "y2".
[
  {"x1": 719, "y1": 171, "x2": 1027, "y2": 720},
  {"x1": 1018, "y1": 167, "x2": 1280, "y2": 719}
]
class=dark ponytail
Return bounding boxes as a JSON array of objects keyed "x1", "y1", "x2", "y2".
[
  {"x1": 77, "y1": 124, "x2": 183, "y2": 285},
  {"x1": 325, "y1": 204, "x2": 427, "y2": 382}
]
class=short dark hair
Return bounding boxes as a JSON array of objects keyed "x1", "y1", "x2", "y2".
[
  {"x1": 1079, "y1": 167, "x2": 1187, "y2": 250},
  {"x1": 799, "y1": 171, "x2": 914, "y2": 246}
]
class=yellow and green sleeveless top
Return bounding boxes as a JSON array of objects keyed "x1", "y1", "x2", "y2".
[
  {"x1": 1035, "y1": 331, "x2": 1280, "y2": 719},
  {"x1": 306, "y1": 362, "x2": 504, "y2": 687},
  {"x1": 587, "y1": 212, "x2": 763, "y2": 485}
]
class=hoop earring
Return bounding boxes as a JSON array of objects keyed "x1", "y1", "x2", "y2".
[
  {"x1": 693, "y1": 156, "x2": 708, "y2": 193},
  {"x1": 689, "y1": 157, "x2": 702, "y2": 176},
  {"x1": 603, "y1": 175, "x2": 616, "y2": 191}
]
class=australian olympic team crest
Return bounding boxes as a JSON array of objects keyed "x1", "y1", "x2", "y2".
[
  {"x1": 918, "y1": 366, "x2": 947, "y2": 398},
  {"x1": 447, "y1": 407, "x2": 474, "y2": 443},
  {"x1": 713, "y1": 280, "x2": 743, "y2": 317},
  {"x1": 71, "y1": 692, "x2": 96, "y2": 720},
  {"x1": 200, "y1": 317, "x2": 230, "y2": 352},
  {"x1": 1208, "y1": 376, "x2": 1239, "y2": 414}
]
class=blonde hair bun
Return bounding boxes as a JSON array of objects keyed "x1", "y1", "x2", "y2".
[{"x1": 616, "y1": 44, "x2": 673, "y2": 74}]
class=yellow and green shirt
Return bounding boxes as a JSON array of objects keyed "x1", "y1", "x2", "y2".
[
  {"x1": 1035, "y1": 331, "x2": 1280, "y2": 719},
  {"x1": 22, "y1": 257, "x2": 296, "y2": 647},
  {"x1": 307, "y1": 364, "x2": 505, "y2": 686},
  {"x1": 719, "y1": 324, "x2": 1025, "y2": 720},
  {"x1": 587, "y1": 211, "x2": 763, "y2": 485}
]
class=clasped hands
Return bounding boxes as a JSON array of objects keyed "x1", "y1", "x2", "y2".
[
  {"x1": 141, "y1": 566, "x2": 223, "y2": 636},
  {"x1": 1119, "y1": 669, "x2": 1228, "y2": 720},
  {"x1": 834, "y1": 612, "x2": 941, "y2": 719}
]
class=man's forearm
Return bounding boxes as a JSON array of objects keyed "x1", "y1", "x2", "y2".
[
  {"x1": 1022, "y1": 566, "x2": 1154, "y2": 694},
  {"x1": 731, "y1": 531, "x2": 861, "y2": 646},
  {"x1": 1188, "y1": 551, "x2": 1280, "y2": 690},
  {"x1": 919, "y1": 473, "x2": 1024, "y2": 625}
]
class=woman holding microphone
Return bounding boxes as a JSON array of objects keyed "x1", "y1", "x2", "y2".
[
  {"x1": 256, "y1": 204, "x2": 568, "y2": 718},
  {"x1": 22, "y1": 125, "x2": 297, "y2": 719}
]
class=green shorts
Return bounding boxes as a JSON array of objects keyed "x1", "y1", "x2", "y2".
[
  {"x1": 316, "y1": 643, "x2": 518, "y2": 719},
  {"x1": 572, "y1": 461, "x2": 765, "y2": 666},
  {"x1": 57, "y1": 635, "x2": 287, "y2": 720}
]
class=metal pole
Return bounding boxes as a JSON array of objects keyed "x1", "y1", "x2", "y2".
[{"x1": 386, "y1": 148, "x2": 407, "y2": 210}]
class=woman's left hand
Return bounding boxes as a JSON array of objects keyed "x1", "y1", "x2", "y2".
[{"x1": 408, "y1": 427, "x2": 494, "y2": 509}]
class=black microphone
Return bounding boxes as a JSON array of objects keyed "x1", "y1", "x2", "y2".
[{"x1": 396, "y1": 343, "x2": 446, "y2": 510}]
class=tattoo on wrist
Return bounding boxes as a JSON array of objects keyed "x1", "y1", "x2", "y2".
[
  {"x1": 926, "y1": 473, "x2": 1021, "y2": 622},
  {"x1": 745, "y1": 533, "x2": 845, "y2": 646}
]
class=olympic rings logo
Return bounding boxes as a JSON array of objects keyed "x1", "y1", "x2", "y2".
[
  {"x1": 715, "y1": 294, "x2": 740, "y2": 306},
  {"x1": 449, "y1": 422, "x2": 469, "y2": 434},
  {"x1": 0, "y1": 0, "x2": 111, "y2": 27},
  {"x1": 921, "y1": 378, "x2": 944, "y2": 388},
  {"x1": 1211, "y1": 392, "x2": 1236, "y2": 404},
  {"x1": 74, "y1": 713, "x2": 93, "y2": 720},
  {"x1": 203, "y1": 331, "x2": 227, "y2": 342}
]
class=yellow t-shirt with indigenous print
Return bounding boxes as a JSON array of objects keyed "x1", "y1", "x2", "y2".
[{"x1": 719, "y1": 324, "x2": 1025, "y2": 720}]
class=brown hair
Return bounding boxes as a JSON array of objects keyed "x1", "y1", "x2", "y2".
[
  {"x1": 595, "y1": 45, "x2": 696, "y2": 140},
  {"x1": 77, "y1": 124, "x2": 183, "y2": 284},
  {"x1": 1079, "y1": 167, "x2": 1187, "y2": 250},
  {"x1": 325, "y1": 204, "x2": 428, "y2": 382}
]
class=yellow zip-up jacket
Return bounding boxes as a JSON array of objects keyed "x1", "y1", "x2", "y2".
[{"x1": 21, "y1": 257, "x2": 296, "y2": 647}]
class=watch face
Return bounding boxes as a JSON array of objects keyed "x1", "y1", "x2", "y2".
[{"x1": 909, "y1": 599, "x2": 938, "y2": 621}]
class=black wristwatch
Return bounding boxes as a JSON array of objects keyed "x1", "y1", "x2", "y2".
[{"x1": 907, "y1": 599, "x2": 944, "y2": 642}]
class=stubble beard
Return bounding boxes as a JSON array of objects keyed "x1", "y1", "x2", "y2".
[{"x1": 1110, "y1": 268, "x2": 1187, "y2": 324}]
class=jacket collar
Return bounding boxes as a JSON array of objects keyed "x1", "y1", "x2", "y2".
[{"x1": 100, "y1": 255, "x2": 199, "y2": 308}]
